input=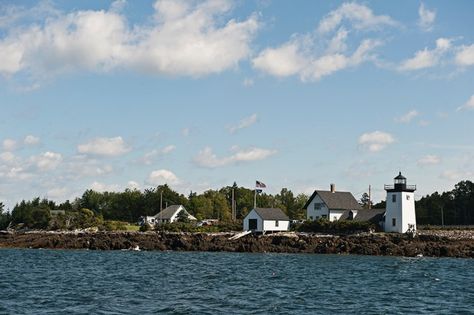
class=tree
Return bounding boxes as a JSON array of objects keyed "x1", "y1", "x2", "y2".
[
  {"x1": 176, "y1": 210, "x2": 190, "y2": 223},
  {"x1": 359, "y1": 193, "x2": 373, "y2": 209}
]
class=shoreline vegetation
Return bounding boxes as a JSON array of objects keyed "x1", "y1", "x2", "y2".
[{"x1": 1, "y1": 230, "x2": 473, "y2": 258}]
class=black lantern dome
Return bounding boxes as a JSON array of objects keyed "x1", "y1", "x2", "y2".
[{"x1": 385, "y1": 172, "x2": 416, "y2": 192}]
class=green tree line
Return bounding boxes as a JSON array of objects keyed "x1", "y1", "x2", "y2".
[{"x1": 0, "y1": 183, "x2": 308, "y2": 229}]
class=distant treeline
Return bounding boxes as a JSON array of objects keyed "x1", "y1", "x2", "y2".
[
  {"x1": 1, "y1": 180, "x2": 473, "y2": 230},
  {"x1": 0, "y1": 183, "x2": 308, "y2": 229},
  {"x1": 416, "y1": 180, "x2": 474, "y2": 226}
]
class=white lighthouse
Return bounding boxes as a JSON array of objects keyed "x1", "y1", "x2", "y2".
[{"x1": 384, "y1": 172, "x2": 417, "y2": 233}]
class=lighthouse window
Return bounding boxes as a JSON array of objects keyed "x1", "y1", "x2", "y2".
[
  {"x1": 392, "y1": 218, "x2": 396, "y2": 227},
  {"x1": 392, "y1": 194, "x2": 396, "y2": 203},
  {"x1": 406, "y1": 195, "x2": 410, "y2": 200}
]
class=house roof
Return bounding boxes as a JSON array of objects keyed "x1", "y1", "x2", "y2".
[
  {"x1": 339, "y1": 208, "x2": 386, "y2": 222},
  {"x1": 253, "y1": 208, "x2": 289, "y2": 221},
  {"x1": 304, "y1": 190, "x2": 362, "y2": 210},
  {"x1": 154, "y1": 205, "x2": 184, "y2": 220}
]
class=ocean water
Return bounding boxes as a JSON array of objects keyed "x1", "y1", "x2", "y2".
[{"x1": 0, "y1": 250, "x2": 473, "y2": 314}]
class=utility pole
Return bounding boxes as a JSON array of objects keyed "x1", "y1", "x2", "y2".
[
  {"x1": 231, "y1": 188, "x2": 235, "y2": 221},
  {"x1": 441, "y1": 206, "x2": 445, "y2": 226},
  {"x1": 160, "y1": 190, "x2": 163, "y2": 212},
  {"x1": 368, "y1": 185, "x2": 372, "y2": 210}
]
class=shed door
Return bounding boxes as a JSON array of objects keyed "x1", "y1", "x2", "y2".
[{"x1": 249, "y1": 219, "x2": 258, "y2": 230}]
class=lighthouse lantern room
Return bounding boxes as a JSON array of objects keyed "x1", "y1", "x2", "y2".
[{"x1": 384, "y1": 172, "x2": 417, "y2": 233}]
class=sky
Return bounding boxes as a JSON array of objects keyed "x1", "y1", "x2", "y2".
[{"x1": 1, "y1": 0, "x2": 474, "y2": 209}]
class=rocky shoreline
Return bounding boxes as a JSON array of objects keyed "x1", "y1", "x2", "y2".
[{"x1": 1, "y1": 230, "x2": 473, "y2": 258}]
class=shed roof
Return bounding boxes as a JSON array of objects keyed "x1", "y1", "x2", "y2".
[
  {"x1": 304, "y1": 190, "x2": 362, "y2": 210},
  {"x1": 253, "y1": 208, "x2": 289, "y2": 221},
  {"x1": 339, "y1": 208, "x2": 386, "y2": 223}
]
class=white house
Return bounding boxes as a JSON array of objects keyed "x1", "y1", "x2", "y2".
[
  {"x1": 384, "y1": 172, "x2": 417, "y2": 233},
  {"x1": 305, "y1": 184, "x2": 362, "y2": 222},
  {"x1": 140, "y1": 205, "x2": 197, "y2": 226},
  {"x1": 243, "y1": 208, "x2": 290, "y2": 233}
]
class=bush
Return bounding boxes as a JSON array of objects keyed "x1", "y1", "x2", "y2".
[
  {"x1": 140, "y1": 223, "x2": 153, "y2": 232},
  {"x1": 295, "y1": 219, "x2": 376, "y2": 234},
  {"x1": 102, "y1": 220, "x2": 128, "y2": 231}
]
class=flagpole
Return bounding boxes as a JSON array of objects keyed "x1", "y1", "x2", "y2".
[{"x1": 254, "y1": 187, "x2": 257, "y2": 209}]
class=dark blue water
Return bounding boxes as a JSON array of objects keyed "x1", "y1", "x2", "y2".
[{"x1": 0, "y1": 250, "x2": 473, "y2": 314}]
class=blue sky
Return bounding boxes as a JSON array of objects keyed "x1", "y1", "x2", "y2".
[{"x1": 1, "y1": 0, "x2": 474, "y2": 209}]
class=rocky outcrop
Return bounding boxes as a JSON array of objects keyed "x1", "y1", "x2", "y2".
[{"x1": 0, "y1": 231, "x2": 473, "y2": 258}]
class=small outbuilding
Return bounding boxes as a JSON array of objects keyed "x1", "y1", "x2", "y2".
[
  {"x1": 243, "y1": 208, "x2": 290, "y2": 233},
  {"x1": 139, "y1": 205, "x2": 197, "y2": 226}
]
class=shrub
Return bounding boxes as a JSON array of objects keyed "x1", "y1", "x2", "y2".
[
  {"x1": 102, "y1": 220, "x2": 128, "y2": 231},
  {"x1": 295, "y1": 219, "x2": 375, "y2": 234}
]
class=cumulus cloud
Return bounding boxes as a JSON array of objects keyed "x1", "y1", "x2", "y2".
[
  {"x1": 32, "y1": 151, "x2": 63, "y2": 171},
  {"x1": 24, "y1": 135, "x2": 40, "y2": 145},
  {"x1": 127, "y1": 180, "x2": 141, "y2": 190},
  {"x1": 457, "y1": 95, "x2": 474, "y2": 111},
  {"x1": 417, "y1": 155, "x2": 440, "y2": 166},
  {"x1": 398, "y1": 38, "x2": 451, "y2": 71},
  {"x1": 90, "y1": 181, "x2": 120, "y2": 193},
  {"x1": 65, "y1": 155, "x2": 114, "y2": 179},
  {"x1": 193, "y1": 146, "x2": 277, "y2": 168},
  {"x1": 455, "y1": 44, "x2": 474, "y2": 66},
  {"x1": 253, "y1": 3, "x2": 391, "y2": 81},
  {"x1": 395, "y1": 110, "x2": 419, "y2": 123},
  {"x1": 77, "y1": 136, "x2": 130, "y2": 156},
  {"x1": 0, "y1": 0, "x2": 259, "y2": 81},
  {"x1": 418, "y1": 3, "x2": 436, "y2": 32},
  {"x1": 139, "y1": 145, "x2": 176, "y2": 165},
  {"x1": 227, "y1": 113, "x2": 258, "y2": 134},
  {"x1": 146, "y1": 169, "x2": 180, "y2": 186},
  {"x1": 317, "y1": 3, "x2": 397, "y2": 34},
  {"x1": 358, "y1": 131, "x2": 395, "y2": 152},
  {"x1": 2, "y1": 139, "x2": 17, "y2": 151}
]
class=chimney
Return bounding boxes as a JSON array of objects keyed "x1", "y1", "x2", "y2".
[{"x1": 330, "y1": 184, "x2": 336, "y2": 193}]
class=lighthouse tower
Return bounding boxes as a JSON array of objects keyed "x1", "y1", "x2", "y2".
[{"x1": 384, "y1": 172, "x2": 417, "y2": 233}]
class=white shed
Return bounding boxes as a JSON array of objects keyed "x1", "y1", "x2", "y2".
[{"x1": 243, "y1": 208, "x2": 290, "y2": 233}]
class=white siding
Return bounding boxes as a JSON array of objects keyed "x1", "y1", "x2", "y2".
[
  {"x1": 263, "y1": 220, "x2": 290, "y2": 232},
  {"x1": 243, "y1": 209, "x2": 289, "y2": 232},
  {"x1": 306, "y1": 195, "x2": 329, "y2": 220},
  {"x1": 329, "y1": 210, "x2": 345, "y2": 222},
  {"x1": 385, "y1": 191, "x2": 416, "y2": 233},
  {"x1": 243, "y1": 209, "x2": 263, "y2": 232}
]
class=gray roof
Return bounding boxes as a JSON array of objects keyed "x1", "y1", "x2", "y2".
[
  {"x1": 154, "y1": 205, "x2": 186, "y2": 220},
  {"x1": 304, "y1": 190, "x2": 362, "y2": 210},
  {"x1": 253, "y1": 208, "x2": 289, "y2": 221},
  {"x1": 339, "y1": 208, "x2": 385, "y2": 223}
]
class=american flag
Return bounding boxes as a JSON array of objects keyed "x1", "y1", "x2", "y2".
[{"x1": 256, "y1": 180, "x2": 266, "y2": 188}]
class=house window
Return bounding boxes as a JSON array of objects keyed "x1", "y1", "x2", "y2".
[
  {"x1": 392, "y1": 218, "x2": 396, "y2": 227},
  {"x1": 310, "y1": 216, "x2": 314, "y2": 220},
  {"x1": 392, "y1": 194, "x2": 396, "y2": 203},
  {"x1": 322, "y1": 215, "x2": 327, "y2": 219},
  {"x1": 314, "y1": 203, "x2": 323, "y2": 210},
  {"x1": 275, "y1": 220, "x2": 279, "y2": 227}
]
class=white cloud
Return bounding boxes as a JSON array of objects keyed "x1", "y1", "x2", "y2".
[
  {"x1": 47, "y1": 187, "x2": 69, "y2": 200},
  {"x1": 0, "y1": 151, "x2": 16, "y2": 163},
  {"x1": 146, "y1": 169, "x2": 179, "y2": 186},
  {"x1": 457, "y1": 95, "x2": 474, "y2": 111},
  {"x1": 358, "y1": 131, "x2": 395, "y2": 152},
  {"x1": 24, "y1": 135, "x2": 40, "y2": 145},
  {"x1": 127, "y1": 181, "x2": 141, "y2": 190},
  {"x1": 317, "y1": 3, "x2": 397, "y2": 34},
  {"x1": 65, "y1": 155, "x2": 114, "y2": 179},
  {"x1": 90, "y1": 181, "x2": 120, "y2": 193},
  {"x1": 77, "y1": 136, "x2": 130, "y2": 156},
  {"x1": 253, "y1": 42, "x2": 305, "y2": 77},
  {"x1": 395, "y1": 110, "x2": 419, "y2": 123},
  {"x1": 193, "y1": 146, "x2": 277, "y2": 168},
  {"x1": 418, "y1": 3, "x2": 436, "y2": 32},
  {"x1": 0, "y1": 0, "x2": 259, "y2": 80},
  {"x1": 32, "y1": 151, "x2": 63, "y2": 171},
  {"x1": 253, "y1": 3, "x2": 391, "y2": 82},
  {"x1": 455, "y1": 44, "x2": 474, "y2": 66},
  {"x1": 417, "y1": 155, "x2": 440, "y2": 166},
  {"x1": 139, "y1": 145, "x2": 176, "y2": 165},
  {"x1": 439, "y1": 170, "x2": 473, "y2": 181},
  {"x1": 399, "y1": 38, "x2": 451, "y2": 71},
  {"x1": 228, "y1": 113, "x2": 258, "y2": 133},
  {"x1": 2, "y1": 139, "x2": 17, "y2": 151}
]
